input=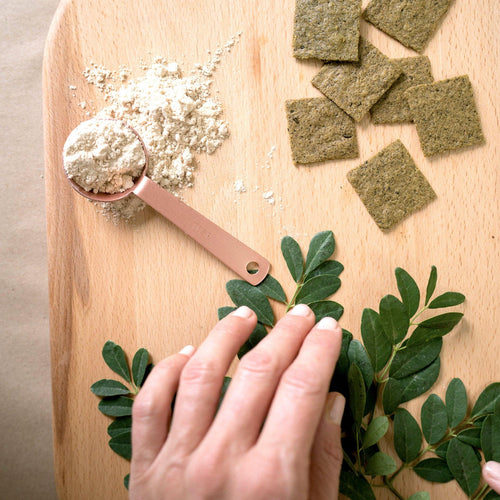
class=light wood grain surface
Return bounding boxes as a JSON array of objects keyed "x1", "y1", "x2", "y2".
[{"x1": 44, "y1": 0, "x2": 499, "y2": 498}]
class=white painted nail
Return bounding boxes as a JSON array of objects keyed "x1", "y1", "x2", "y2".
[
  {"x1": 316, "y1": 316, "x2": 338, "y2": 330},
  {"x1": 232, "y1": 306, "x2": 254, "y2": 318},
  {"x1": 179, "y1": 345, "x2": 195, "y2": 356},
  {"x1": 289, "y1": 304, "x2": 311, "y2": 317}
]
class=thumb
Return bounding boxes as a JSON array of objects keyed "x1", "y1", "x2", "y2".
[{"x1": 309, "y1": 392, "x2": 345, "y2": 500}]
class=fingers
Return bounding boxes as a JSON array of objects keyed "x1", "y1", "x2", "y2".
[
  {"x1": 163, "y1": 306, "x2": 257, "y2": 456},
  {"x1": 205, "y1": 304, "x2": 316, "y2": 450},
  {"x1": 309, "y1": 392, "x2": 345, "y2": 500},
  {"x1": 258, "y1": 317, "x2": 342, "y2": 454},
  {"x1": 131, "y1": 346, "x2": 195, "y2": 478},
  {"x1": 483, "y1": 462, "x2": 500, "y2": 494}
]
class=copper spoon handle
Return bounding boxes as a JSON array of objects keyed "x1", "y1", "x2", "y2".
[{"x1": 133, "y1": 176, "x2": 270, "y2": 285}]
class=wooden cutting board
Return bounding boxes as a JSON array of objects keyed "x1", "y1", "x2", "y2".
[{"x1": 43, "y1": 0, "x2": 499, "y2": 498}]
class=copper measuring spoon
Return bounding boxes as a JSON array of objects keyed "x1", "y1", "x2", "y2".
[{"x1": 63, "y1": 120, "x2": 270, "y2": 285}]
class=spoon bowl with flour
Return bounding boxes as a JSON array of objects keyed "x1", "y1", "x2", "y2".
[{"x1": 63, "y1": 118, "x2": 270, "y2": 285}]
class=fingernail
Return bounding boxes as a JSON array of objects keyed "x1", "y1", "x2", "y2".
[
  {"x1": 179, "y1": 345, "x2": 195, "y2": 356},
  {"x1": 316, "y1": 316, "x2": 338, "y2": 330},
  {"x1": 483, "y1": 461, "x2": 500, "y2": 487},
  {"x1": 289, "y1": 304, "x2": 312, "y2": 317},
  {"x1": 328, "y1": 394, "x2": 345, "y2": 425},
  {"x1": 232, "y1": 306, "x2": 254, "y2": 319}
]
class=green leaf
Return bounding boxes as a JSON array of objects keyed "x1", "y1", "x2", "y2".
[
  {"x1": 102, "y1": 341, "x2": 131, "y2": 383},
  {"x1": 413, "y1": 458, "x2": 453, "y2": 483},
  {"x1": 309, "y1": 301, "x2": 344, "y2": 322},
  {"x1": 90, "y1": 379, "x2": 131, "y2": 397},
  {"x1": 390, "y1": 338, "x2": 442, "y2": 379},
  {"x1": 124, "y1": 473, "x2": 130, "y2": 490},
  {"x1": 408, "y1": 313, "x2": 464, "y2": 346},
  {"x1": 481, "y1": 414, "x2": 500, "y2": 462},
  {"x1": 363, "y1": 416, "x2": 389, "y2": 449},
  {"x1": 335, "y1": 329, "x2": 353, "y2": 378},
  {"x1": 98, "y1": 397, "x2": 133, "y2": 417},
  {"x1": 446, "y1": 438, "x2": 481, "y2": 496},
  {"x1": 237, "y1": 322, "x2": 268, "y2": 359},
  {"x1": 109, "y1": 431, "x2": 132, "y2": 460},
  {"x1": 339, "y1": 470, "x2": 376, "y2": 500},
  {"x1": 365, "y1": 452, "x2": 397, "y2": 476},
  {"x1": 379, "y1": 295, "x2": 410, "y2": 344},
  {"x1": 495, "y1": 397, "x2": 500, "y2": 416},
  {"x1": 446, "y1": 378, "x2": 468, "y2": 427},
  {"x1": 428, "y1": 292, "x2": 465, "y2": 309},
  {"x1": 435, "y1": 441, "x2": 449, "y2": 459},
  {"x1": 348, "y1": 363, "x2": 366, "y2": 430},
  {"x1": 395, "y1": 268, "x2": 420, "y2": 317},
  {"x1": 132, "y1": 348, "x2": 149, "y2": 388},
  {"x1": 295, "y1": 275, "x2": 341, "y2": 304},
  {"x1": 256, "y1": 274, "x2": 287, "y2": 302},
  {"x1": 383, "y1": 358, "x2": 441, "y2": 414},
  {"x1": 304, "y1": 231, "x2": 335, "y2": 275},
  {"x1": 348, "y1": 340, "x2": 374, "y2": 389},
  {"x1": 394, "y1": 408, "x2": 422, "y2": 463},
  {"x1": 457, "y1": 427, "x2": 482, "y2": 448},
  {"x1": 281, "y1": 236, "x2": 304, "y2": 282},
  {"x1": 472, "y1": 383, "x2": 500, "y2": 417},
  {"x1": 425, "y1": 266, "x2": 438, "y2": 305},
  {"x1": 408, "y1": 493, "x2": 430, "y2": 500},
  {"x1": 107, "y1": 416, "x2": 132, "y2": 437},
  {"x1": 361, "y1": 308, "x2": 392, "y2": 372},
  {"x1": 218, "y1": 376, "x2": 232, "y2": 410},
  {"x1": 421, "y1": 394, "x2": 448, "y2": 444},
  {"x1": 218, "y1": 306, "x2": 236, "y2": 320},
  {"x1": 226, "y1": 280, "x2": 274, "y2": 326},
  {"x1": 484, "y1": 491, "x2": 500, "y2": 500},
  {"x1": 306, "y1": 260, "x2": 344, "y2": 280}
]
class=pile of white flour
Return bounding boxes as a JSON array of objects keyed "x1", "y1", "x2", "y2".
[{"x1": 63, "y1": 119, "x2": 146, "y2": 194}]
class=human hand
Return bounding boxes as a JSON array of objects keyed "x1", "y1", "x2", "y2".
[
  {"x1": 129, "y1": 304, "x2": 345, "y2": 500},
  {"x1": 483, "y1": 461, "x2": 500, "y2": 494}
]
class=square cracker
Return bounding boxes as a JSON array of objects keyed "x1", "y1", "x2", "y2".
[
  {"x1": 370, "y1": 56, "x2": 434, "y2": 124},
  {"x1": 405, "y1": 75, "x2": 485, "y2": 156},
  {"x1": 286, "y1": 98, "x2": 358, "y2": 164},
  {"x1": 347, "y1": 140, "x2": 436, "y2": 231},
  {"x1": 312, "y1": 38, "x2": 401, "y2": 122},
  {"x1": 293, "y1": 0, "x2": 361, "y2": 61},
  {"x1": 363, "y1": 0, "x2": 454, "y2": 53}
]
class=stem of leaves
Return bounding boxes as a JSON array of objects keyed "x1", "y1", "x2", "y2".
[{"x1": 383, "y1": 476, "x2": 405, "y2": 500}]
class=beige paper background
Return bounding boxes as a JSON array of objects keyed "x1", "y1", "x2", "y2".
[{"x1": 0, "y1": 0, "x2": 59, "y2": 498}]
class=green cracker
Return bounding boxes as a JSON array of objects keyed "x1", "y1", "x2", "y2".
[
  {"x1": 347, "y1": 140, "x2": 436, "y2": 231},
  {"x1": 370, "y1": 56, "x2": 434, "y2": 124},
  {"x1": 312, "y1": 38, "x2": 401, "y2": 122},
  {"x1": 405, "y1": 75, "x2": 485, "y2": 156},
  {"x1": 286, "y1": 98, "x2": 358, "y2": 164},
  {"x1": 293, "y1": 0, "x2": 361, "y2": 61},
  {"x1": 363, "y1": 0, "x2": 454, "y2": 53}
]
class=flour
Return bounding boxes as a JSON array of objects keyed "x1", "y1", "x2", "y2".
[{"x1": 63, "y1": 119, "x2": 146, "y2": 194}]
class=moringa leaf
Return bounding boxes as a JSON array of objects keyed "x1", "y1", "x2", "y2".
[
  {"x1": 295, "y1": 275, "x2": 341, "y2": 304},
  {"x1": 348, "y1": 363, "x2": 366, "y2": 430},
  {"x1": 446, "y1": 378, "x2": 468, "y2": 427},
  {"x1": 434, "y1": 441, "x2": 449, "y2": 459},
  {"x1": 226, "y1": 280, "x2": 274, "y2": 326},
  {"x1": 408, "y1": 313, "x2": 464, "y2": 346},
  {"x1": 218, "y1": 376, "x2": 232, "y2": 409},
  {"x1": 335, "y1": 329, "x2": 353, "y2": 378},
  {"x1": 481, "y1": 414, "x2": 500, "y2": 462},
  {"x1": 304, "y1": 231, "x2": 335, "y2": 275},
  {"x1": 413, "y1": 458, "x2": 453, "y2": 483},
  {"x1": 237, "y1": 322, "x2": 268, "y2": 359},
  {"x1": 309, "y1": 301, "x2": 344, "y2": 322},
  {"x1": 256, "y1": 274, "x2": 287, "y2": 303},
  {"x1": 305, "y1": 260, "x2": 344, "y2": 280},
  {"x1": 281, "y1": 236, "x2": 304, "y2": 282},
  {"x1": 91, "y1": 379, "x2": 130, "y2": 397},
  {"x1": 395, "y1": 268, "x2": 420, "y2": 317},
  {"x1": 472, "y1": 383, "x2": 500, "y2": 417},
  {"x1": 408, "y1": 493, "x2": 430, "y2": 500},
  {"x1": 218, "y1": 306, "x2": 236, "y2": 320},
  {"x1": 379, "y1": 294, "x2": 410, "y2": 344},
  {"x1": 132, "y1": 348, "x2": 149, "y2": 388},
  {"x1": 428, "y1": 292, "x2": 465, "y2": 309},
  {"x1": 421, "y1": 394, "x2": 448, "y2": 444},
  {"x1": 107, "y1": 416, "x2": 132, "y2": 437},
  {"x1": 390, "y1": 338, "x2": 442, "y2": 379},
  {"x1": 363, "y1": 416, "x2": 389, "y2": 449},
  {"x1": 124, "y1": 474, "x2": 130, "y2": 490},
  {"x1": 98, "y1": 397, "x2": 133, "y2": 417},
  {"x1": 348, "y1": 339, "x2": 374, "y2": 389},
  {"x1": 484, "y1": 491, "x2": 500, "y2": 500},
  {"x1": 383, "y1": 358, "x2": 441, "y2": 414},
  {"x1": 339, "y1": 470, "x2": 376, "y2": 500},
  {"x1": 425, "y1": 266, "x2": 437, "y2": 305},
  {"x1": 361, "y1": 308, "x2": 392, "y2": 372},
  {"x1": 458, "y1": 427, "x2": 482, "y2": 448},
  {"x1": 394, "y1": 408, "x2": 422, "y2": 463},
  {"x1": 102, "y1": 341, "x2": 131, "y2": 383},
  {"x1": 109, "y1": 431, "x2": 132, "y2": 460},
  {"x1": 365, "y1": 452, "x2": 397, "y2": 476},
  {"x1": 446, "y1": 438, "x2": 481, "y2": 496}
]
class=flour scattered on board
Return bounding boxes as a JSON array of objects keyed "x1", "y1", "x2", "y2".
[{"x1": 234, "y1": 180, "x2": 247, "y2": 193}]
